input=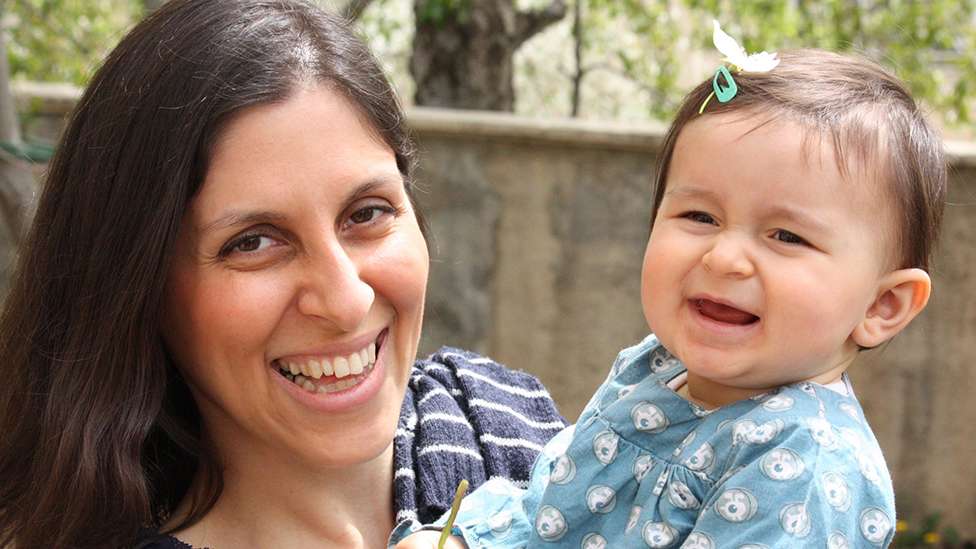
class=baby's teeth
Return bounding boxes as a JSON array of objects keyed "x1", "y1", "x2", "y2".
[
  {"x1": 308, "y1": 359, "x2": 323, "y2": 379},
  {"x1": 349, "y1": 352, "x2": 363, "y2": 375},
  {"x1": 368, "y1": 342, "x2": 376, "y2": 364},
  {"x1": 334, "y1": 356, "x2": 350, "y2": 378},
  {"x1": 288, "y1": 362, "x2": 301, "y2": 375}
]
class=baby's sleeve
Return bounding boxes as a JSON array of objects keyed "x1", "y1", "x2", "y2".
[
  {"x1": 681, "y1": 421, "x2": 895, "y2": 548},
  {"x1": 432, "y1": 425, "x2": 576, "y2": 548}
]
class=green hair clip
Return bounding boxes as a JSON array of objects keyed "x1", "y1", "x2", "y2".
[
  {"x1": 699, "y1": 65, "x2": 739, "y2": 114},
  {"x1": 699, "y1": 21, "x2": 779, "y2": 114}
]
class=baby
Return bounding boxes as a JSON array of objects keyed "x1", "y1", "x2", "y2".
[{"x1": 395, "y1": 35, "x2": 946, "y2": 549}]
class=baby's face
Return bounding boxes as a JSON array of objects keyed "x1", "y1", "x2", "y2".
[{"x1": 642, "y1": 111, "x2": 893, "y2": 405}]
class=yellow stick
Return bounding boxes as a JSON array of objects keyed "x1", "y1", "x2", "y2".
[{"x1": 437, "y1": 479, "x2": 469, "y2": 549}]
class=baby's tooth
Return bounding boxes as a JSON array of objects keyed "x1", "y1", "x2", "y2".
[
  {"x1": 334, "y1": 356, "x2": 350, "y2": 378},
  {"x1": 349, "y1": 352, "x2": 363, "y2": 374},
  {"x1": 321, "y1": 357, "x2": 334, "y2": 376},
  {"x1": 308, "y1": 360, "x2": 323, "y2": 379},
  {"x1": 368, "y1": 342, "x2": 376, "y2": 364},
  {"x1": 288, "y1": 362, "x2": 301, "y2": 375}
]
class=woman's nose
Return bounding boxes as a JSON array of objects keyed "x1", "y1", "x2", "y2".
[
  {"x1": 296, "y1": 242, "x2": 374, "y2": 331},
  {"x1": 701, "y1": 233, "x2": 755, "y2": 278}
]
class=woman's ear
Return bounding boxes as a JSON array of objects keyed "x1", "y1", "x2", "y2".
[{"x1": 852, "y1": 268, "x2": 931, "y2": 348}]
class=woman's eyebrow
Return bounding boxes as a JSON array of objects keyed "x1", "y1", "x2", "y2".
[
  {"x1": 345, "y1": 176, "x2": 402, "y2": 203},
  {"x1": 198, "y1": 175, "x2": 404, "y2": 234},
  {"x1": 200, "y1": 211, "x2": 288, "y2": 234}
]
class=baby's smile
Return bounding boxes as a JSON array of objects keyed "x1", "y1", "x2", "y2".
[{"x1": 691, "y1": 298, "x2": 759, "y2": 325}]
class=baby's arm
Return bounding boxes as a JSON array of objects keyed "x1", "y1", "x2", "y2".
[
  {"x1": 394, "y1": 529, "x2": 465, "y2": 549},
  {"x1": 394, "y1": 475, "x2": 537, "y2": 548},
  {"x1": 395, "y1": 425, "x2": 576, "y2": 548}
]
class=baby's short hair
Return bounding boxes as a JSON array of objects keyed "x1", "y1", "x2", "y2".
[{"x1": 652, "y1": 49, "x2": 947, "y2": 271}]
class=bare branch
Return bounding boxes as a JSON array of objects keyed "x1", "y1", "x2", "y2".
[
  {"x1": 514, "y1": 0, "x2": 568, "y2": 47},
  {"x1": 342, "y1": 0, "x2": 377, "y2": 21}
]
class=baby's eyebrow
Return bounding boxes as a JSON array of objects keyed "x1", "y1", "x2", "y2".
[
  {"x1": 665, "y1": 186, "x2": 830, "y2": 234},
  {"x1": 664, "y1": 186, "x2": 719, "y2": 201},
  {"x1": 762, "y1": 205, "x2": 830, "y2": 234}
]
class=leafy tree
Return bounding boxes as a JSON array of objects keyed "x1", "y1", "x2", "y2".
[
  {"x1": 562, "y1": 0, "x2": 976, "y2": 124},
  {"x1": 6, "y1": 0, "x2": 144, "y2": 86},
  {"x1": 5, "y1": 0, "x2": 976, "y2": 126}
]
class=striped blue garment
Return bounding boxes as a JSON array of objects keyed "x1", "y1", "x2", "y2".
[{"x1": 392, "y1": 347, "x2": 568, "y2": 530}]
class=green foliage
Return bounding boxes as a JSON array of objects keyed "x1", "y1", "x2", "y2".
[
  {"x1": 892, "y1": 511, "x2": 974, "y2": 548},
  {"x1": 592, "y1": 0, "x2": 976, "y2": 125},
  {"x1": 5, "y1": 0, "x2": 976, "y2": 131},
  {"x1": 6, "y1": 0, "x2": 143, "y2": 85},
  {"x1": 416, "y1": 0, "x2": 471, "y2": 25}
]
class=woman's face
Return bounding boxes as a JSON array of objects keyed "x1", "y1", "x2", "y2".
[{"x1": 162, "y1": 85, "x2": 428, "y2": 470}]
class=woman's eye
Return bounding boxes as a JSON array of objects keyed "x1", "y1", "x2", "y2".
[
  {"x1": 347, "y1": 205, "x2": 396, "y2": 227},
  {"x1": 773, "y1": 229, "x2": 807, "y2": 246},
  {"x1": 683, "y1": 211, "x2": 717, "y2": 225},
  {"x1": 221, "y1": 234, "x2": 277, "y2": 256}
]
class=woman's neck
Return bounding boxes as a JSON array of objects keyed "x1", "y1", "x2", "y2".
[{"x1": 166, "y1": 445, "x2": 395, "y2": 549}]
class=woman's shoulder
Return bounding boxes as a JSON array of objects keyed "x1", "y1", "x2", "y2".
[{"x1": 133, "y1": 531, "x2": 196, "y2": 549}]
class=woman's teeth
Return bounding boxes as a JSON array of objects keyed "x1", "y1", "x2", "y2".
[{"x1": 276, "y1": 342, "x2": 377, "y2": 393}]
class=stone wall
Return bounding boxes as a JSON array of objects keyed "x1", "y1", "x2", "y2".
[
  {"x1": 14, "y1": 82, "x2": 976, "y2": 535},
  {"x1": 411, "y1": 109, "x2": 976, "y2": 536}
]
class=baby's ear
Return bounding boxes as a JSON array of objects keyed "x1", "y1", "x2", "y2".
[{"x1": 852, "y1": 268, "x2": 931, "y2": 348}]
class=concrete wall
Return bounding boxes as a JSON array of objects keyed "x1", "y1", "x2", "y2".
[{"x1": 14, "y1": 82, "x2": 976, "y2": 535}]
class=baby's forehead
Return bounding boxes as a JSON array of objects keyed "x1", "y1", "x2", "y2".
[{"x1": 666, "y1": 111, "x2": 904, "y2": 265}]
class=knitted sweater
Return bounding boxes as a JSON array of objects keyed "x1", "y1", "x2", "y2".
[
  {"x1": 134, "y1": 347, "x2": 566, "y2": 548},
  {"x1": 393, "y1": 346, "x2": 568, "y2": 528}
]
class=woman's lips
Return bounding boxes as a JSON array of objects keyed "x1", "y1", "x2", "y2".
[{"x1": 273, "y1": 329, "x2": 388, "y2": 393}]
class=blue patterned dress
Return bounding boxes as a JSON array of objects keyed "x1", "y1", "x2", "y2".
[{"x1": 429, "y1": 334, "x2": 896, "y2": 548}]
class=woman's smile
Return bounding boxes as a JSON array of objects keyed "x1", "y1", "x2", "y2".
[
  {"x1": 161, "y1": 84, "x2": 429, "y2": 468},
  {"x1": 269, "y1": 328, "x2": 395, "y2": 413}
]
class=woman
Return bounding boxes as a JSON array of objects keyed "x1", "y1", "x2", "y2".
[{"x1": 0, "y1": 1, "x2": 565, "y2": 547}]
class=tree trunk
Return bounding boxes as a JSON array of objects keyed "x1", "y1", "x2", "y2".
[
  {"x1": 570, "y1": 0, "x2": 582, "y2": 117},
  {"x1": 410, "y1": 0, "x2": 566, "y2": 111}
]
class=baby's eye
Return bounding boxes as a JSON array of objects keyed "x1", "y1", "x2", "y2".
[
  {"x1": 773, "y1": 229, "x2": 807, "y2": 246},
  {"x1": 683, "y1": 211, "x2": 717, "y2": 225}
]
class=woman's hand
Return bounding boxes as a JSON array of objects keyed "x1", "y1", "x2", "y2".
[{"x1": 395, "y1": 530, "x2": 466, "y2": 549}]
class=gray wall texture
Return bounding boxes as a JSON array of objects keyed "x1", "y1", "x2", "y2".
[
  {"x1": 408, "y1": 108, "x2": 976, "y2": 536},
  {"x1": 15, "y1": 83, "x2": 976, "y2": 536}
]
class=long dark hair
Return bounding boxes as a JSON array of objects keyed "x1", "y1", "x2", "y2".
[{"x1": 0, "y1": 1, "x2": 423, "y2": 547}]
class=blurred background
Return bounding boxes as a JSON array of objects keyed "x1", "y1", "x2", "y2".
[{"x1": 2, "y1": 0, "x2": 975, "y2": 545}]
